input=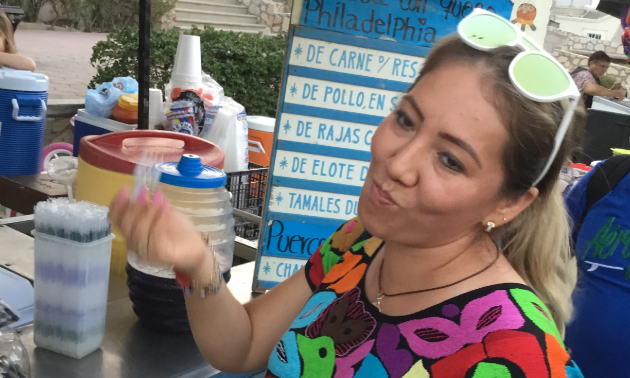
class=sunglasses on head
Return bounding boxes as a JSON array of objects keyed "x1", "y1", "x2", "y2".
[{"x1": 457, "y1": 9, "x2": 580, "y2": 186}]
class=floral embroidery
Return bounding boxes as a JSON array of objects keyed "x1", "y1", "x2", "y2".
[
  {"x1": 306, "y1": 287, "x2": 376, "y2": 357},
  {"x1": 398, "y1": 290, "x2": 524, "y2": 359},
  {"x1": 354, "y1": 353, "x2": 388, "y2": 378},
  {"x1": 306, "y1": 246, "x2": 326, "y2": 289},
  {"x1": 334, "y1": 340, "x2": 375, "y2": 378},
  {"x1": 266, "y1": 218, "x2": 584, "y2": 378},
  {"x1": 510, "y1": 288, "x2": 563, "y2": 346},
  {"x1": 296, "y1": 334, "x2": 336, "y2": 378},
  {"x1": 268, "y1": 331, "x2": 301, "y2": 378},
  {"x1": 291, "y1": 291, "x2": 337, "y2": 329},
  {"x1": 546, "y1": 333, "x2": 570, "y2": 378},
  {"x1": 401, "y1": 360, "x2": 430, "y2": 378},
  {"x1": 323, "y1": 251, "x2": 368, "y2": 294},
  {"x1": 376, "y1": 324, "x2": 413, "y2": 378},
  {"x1": 431, "y1": 330, "x2": 548, "y2": 377}
]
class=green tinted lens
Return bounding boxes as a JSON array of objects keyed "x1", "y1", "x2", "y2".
[
  {"x1": 460, "y1": 14, "x2": 517, "y2": 47},
  {"x1": 521, "y1": 36, "x2": 538, "y2": 52},
  {"x1": 512, "y1": 54, "x2": 570, "y2": 97}
]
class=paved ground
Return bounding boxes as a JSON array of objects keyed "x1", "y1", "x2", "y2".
[{"x1": 15, "y1": 29, "x2": 107, "y2": 100}]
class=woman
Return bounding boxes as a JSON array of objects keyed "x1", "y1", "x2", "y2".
[{"x1": 109, "y1": 23, "x2": 585, "y2": 378}]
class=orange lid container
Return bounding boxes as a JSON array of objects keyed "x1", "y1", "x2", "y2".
[
  {"x1": 112, "y1": 104, "x2": 138, "y2": 124},
  {"x1": 118, "y1": 93, "x2": 139, "y2": 111}
]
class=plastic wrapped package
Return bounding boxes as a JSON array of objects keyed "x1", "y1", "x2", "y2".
[
  {"x1": 200, "y1": 99, "x2": 249, "y2": 173},
  {"x1": 164, "y1": 71, "x2": 224, "y2": 136},
  {"x1": 85, "y1": 77, "x2": 138, "y2": 119},
  {"x1": 202, "y1": 108, "x2": 233, "y2": 157},
  {"x1": 47, "y1": 156, "x2": 78, "y2": 200},
  {"x1": 202, "y1": 97, "x2": 244, "y2": 131},
  {"x1": 201, "y1": 73, "x2": 224, "y2": 103},
  {"x1": 166, "y1": 100, "x2": 198, "y2": 135}
]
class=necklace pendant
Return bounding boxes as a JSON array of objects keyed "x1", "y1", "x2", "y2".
[{"x1": 373, "y1": 291, "x2": 384, "y2": 312}]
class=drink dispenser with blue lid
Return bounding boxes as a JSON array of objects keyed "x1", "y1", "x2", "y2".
[
  {"x1": 156, "y1": 154, "x2": 235, "y2": 274},
  {"x1": 126, "y1": 154, "x2": 235, "y2": 333}
]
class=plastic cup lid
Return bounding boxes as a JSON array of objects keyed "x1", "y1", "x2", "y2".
[
  {"x1": 118, "y1": 93, "x2": 138, "y2": 111},
  {"x1": 156, "y1": 154, "x2": 226, "y2": 189}
]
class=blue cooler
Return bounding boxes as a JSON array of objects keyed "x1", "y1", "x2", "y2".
[
  {"x1": 73, "y1": 109, "x2": 136, "y2": 157},
  {"x1": 0, "y1": 69, "x2": 48, "y2": 178}
]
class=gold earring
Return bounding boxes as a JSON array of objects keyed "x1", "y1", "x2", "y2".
[{"x1": 485, "y1": 222, "x2": 495, "y2": 232}]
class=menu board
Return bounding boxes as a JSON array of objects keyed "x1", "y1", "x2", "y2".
[{"x1": 253, "y1": 0, "x2": 512, "y2": 291}]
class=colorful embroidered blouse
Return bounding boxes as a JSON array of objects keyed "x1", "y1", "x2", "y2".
[{"x1": 265, "y1": 218, "x2": 584, "y2": 378}]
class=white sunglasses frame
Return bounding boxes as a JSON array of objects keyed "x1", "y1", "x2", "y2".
[{"x1": 457, "y1": 8, "x2": 580, "y2": 186}]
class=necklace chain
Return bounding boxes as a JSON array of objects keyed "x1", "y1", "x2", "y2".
[{"x1": 372, "y1": 247, "x2": 501, "y2": 312}]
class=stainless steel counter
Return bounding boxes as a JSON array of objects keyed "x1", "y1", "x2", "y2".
[
  {"x1": 1, "y1": 224, "x2": 259, "y2": 378},
  {"x1": 19, "y1": 278, "x2": 219, "y2": 378}
]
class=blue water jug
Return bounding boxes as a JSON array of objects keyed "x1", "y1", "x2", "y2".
[{"x1": 0, "y1": 69, "x2": 48, "y2": 178}]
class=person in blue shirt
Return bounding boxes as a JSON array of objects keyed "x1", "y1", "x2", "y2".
[{"x1": 564, "y1": 157, "x2": 630, "y2": 378}]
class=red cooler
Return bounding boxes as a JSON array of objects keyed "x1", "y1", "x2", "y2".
[{"x1": 75, "y1": 130, "x2": 224, "y2": 277}]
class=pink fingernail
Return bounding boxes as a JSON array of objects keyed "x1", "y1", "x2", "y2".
[
  {"x1": 153, "y1": 189, "x2": 163, "y2": 207},
  {"x1": 138, "y1": 187, "x2": 147, "y2": 203},
  {"x1": 345, "y1": 220, "x2": 357, "y2": 234},
  {"x1": 161, "y1": 197, "x2": 169, "y2": 214},
  {"x1": 119, "y1": 187, "x2": 129, "y2": 201}
]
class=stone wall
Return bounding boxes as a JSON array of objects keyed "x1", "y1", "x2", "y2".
[
  {"x1": 240, "y1": 0, "x2": 290, "y2": 34},
  {"x1": 544, "y1": 26, "x2": 625, "y2": 58},
  {"x1": 45, "y1": 116, "x2": 74, "y2": 146},
  {"x1": 552, "y1": 50, "x2": 630, "y2": 86},
  {"x1": 43, "y1": 100, "x2": 82, "y2": 147}
]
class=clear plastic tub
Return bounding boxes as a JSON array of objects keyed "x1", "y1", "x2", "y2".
[
  {"x1": 163, "y1": 184, "x2": 235, "y2": 272},
  {"x1": 126, "y1": 155, "x2": 235, "y2": 334},
  {"x1": 32, "y1": 231, "x2": 114, "y2": 359},
  {"x1": 130, "y1": 167, "x2": 236, "y2": 276}
]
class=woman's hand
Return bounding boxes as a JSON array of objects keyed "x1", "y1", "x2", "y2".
[
  {"x1": 108, "y1": 186, "x2": 207, "y2": 276},
  {"x1": 613, "y1": 89, "x2": 627, "y2": 100}
]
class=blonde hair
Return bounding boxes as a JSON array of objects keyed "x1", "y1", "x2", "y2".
[
  {"x1": 417, "y1": 37, "x2": 585, "y2": 331},
  {"x1": 0, "y1": 13, "x2": 17, "y2": 54}
]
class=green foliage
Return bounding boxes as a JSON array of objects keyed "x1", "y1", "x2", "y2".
[
  {"x1": 90, "y1": 26, "x2": 288, "y2": 117},
  {"x1": 89, "y1": 27, "x2": 178, "y2": 93},
  {"x1": 16, "y1": 0, "x2": 175, "y2": 32},
  {"x1": 3, "y1": 0, "x2": 23, "y2": 7},
  {"x1": 600, "y1": 74, "x2": 616, "y2": 89},
  {"x1": 21, "y1": 0, "x2": 48, "y2": 22},
  {"x1": 76, "y1": 0, "x2": 177, "y2": 32}
]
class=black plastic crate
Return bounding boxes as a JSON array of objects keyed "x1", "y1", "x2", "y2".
[{"x1": 225, "y1": 163, "x2": 268, "y2": 240}]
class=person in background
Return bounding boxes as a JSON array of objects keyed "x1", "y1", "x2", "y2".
[
  {"x1": 571, "y1": 51, "x2": 625, "y2": 108},
  {"x1": 564, "y1": 155, "x2": 630, "y2": 378},
  {"x1": 0, "y1": 13, "x2": 35, "y2": 72}
]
